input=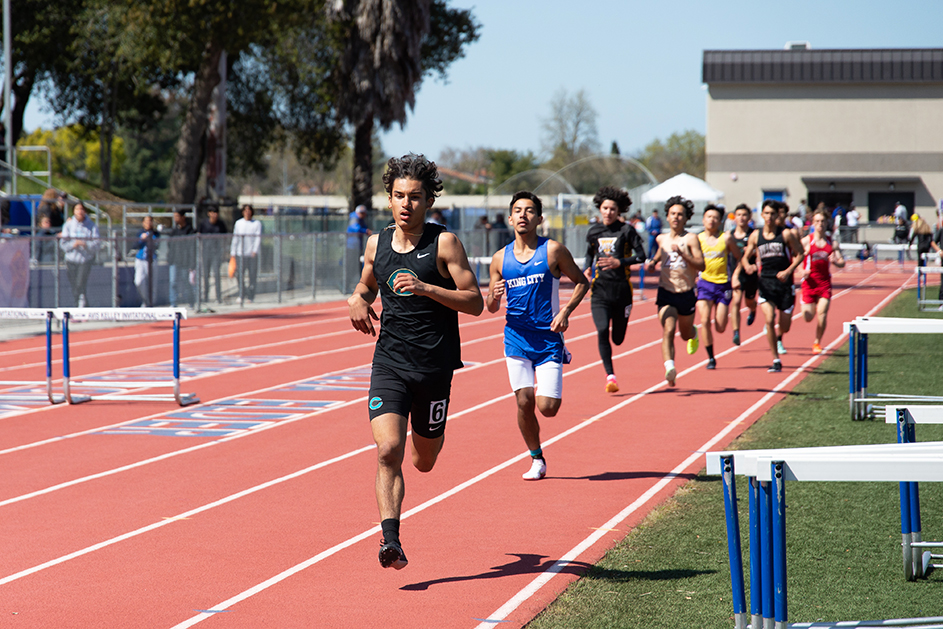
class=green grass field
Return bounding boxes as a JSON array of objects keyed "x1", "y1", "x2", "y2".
[{"x1": 529, "y1": 288, "x2": 943, "y2": 628}]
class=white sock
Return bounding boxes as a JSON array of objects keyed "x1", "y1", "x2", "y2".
[{"x1": 664, "y1": 360, "x2": 675, "y2": 371}]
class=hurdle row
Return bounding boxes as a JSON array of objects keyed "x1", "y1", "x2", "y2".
[
  {"x1": 916, "y1": 265, "x2": 943, "y2": 311},
  {"x1": 843, "y1": 316, "x2": 943, "y2": 421},
  {"x1": 0, "y1": 307, "x2": 199, "y2": 407},
  {"x1": 705, "y1": 405, "x2": 943, "y2": 629}
]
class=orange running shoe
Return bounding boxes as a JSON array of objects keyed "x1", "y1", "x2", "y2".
[
  {"x1": 812, "y1": 342, "x2": 822, "y2": 354},
  {"x1": 605, "y1": 374, "x2": 619, "y2": 393}
]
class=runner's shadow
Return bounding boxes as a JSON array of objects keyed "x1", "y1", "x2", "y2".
[
  {"x1": 560, "y1": 471, "x2": 699, "y2": 482},
  {"x1": 586, "y1": 566, "x2": 717, "y2": 582},
  {"x1": 401, "y1": 553, "x2": 593, "y2": 591}
]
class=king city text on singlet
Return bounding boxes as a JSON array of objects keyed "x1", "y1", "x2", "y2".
[
  {"x1": 698, "y1": 231, "x2": 729, "y2": 284},
  {"x1": 756, "y1": 226, "x2": 791, "y2": 279},
  {"x1": 372, "y1": 223, "x2": 462, "y2": 372},
  {"x1": 503, "y1": 237, "x2": 559, "y2": 333}
]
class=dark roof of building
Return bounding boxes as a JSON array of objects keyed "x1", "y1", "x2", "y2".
[{"x1": 703, "y1": 49, "x2": 943, "y2": 84}]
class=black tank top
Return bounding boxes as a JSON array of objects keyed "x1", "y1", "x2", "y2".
[
  {"x1": 373, "y1": 223, "x2": 462, "y2": 373},
  {"x1": 756, "y1": 227, "x2": 790, "y2": 279}
]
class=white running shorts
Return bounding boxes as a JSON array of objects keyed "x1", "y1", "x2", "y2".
[{"x1": 505, "y1": 356, "x2": 563, "y2": 399}]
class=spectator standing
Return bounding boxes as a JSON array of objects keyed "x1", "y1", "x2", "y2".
[
  {"x1": 167, "y1": 210, "x2": 196, "y2": 308},
  {"x1": 491, "y1": 214, "x2": 512, "y2": 248},
  {"x1": 894, "y1": 201, "x2": 908, "y2": 224},
  {"x1": 198, "y1": 206, "x2": 227, "y2": 304},
  {"x1": 345, "y1": 205, "x2": 372, "y2": 293},
  {"x1": 230, "y1": 204, "x2": 262, "y2": 302},
  {"x1": 35, "y1": 214, "x2": 58, "y2": 262},
  {"x1": 38, "y1": 189, "x2": 65, "y2": 229},
  {"x1": 645, "y1": 209, "x2": 662, "y2": 259},
  {"x1": 845, "y1": 204, "x2": 860, "y2": 243},
  {"x1": 59, "y1": 202, "x2": 100, "y2": 307},
  {"x1": 134, "y1": 215, "x2": 159, "y2": 306}
]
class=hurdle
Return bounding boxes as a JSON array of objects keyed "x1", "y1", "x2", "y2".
[
  {"x1": 58, "y1": 308, "x2": 199, "y2": 406},
  {"x1": 844, "y1": 316, "x2": 943, "y2": 420},
  {"x1": 887, "y1": 405, "x2": 943, "y2": 581},
  {"x1": 0, "y1": 308, "x2": 65, "y2": 404},
  {"x1": 916, "y1": 265, "x2": 943, "y2": 311},
  {"x1": 706, "y1": 435, "x2": 943, "y2": 628}
]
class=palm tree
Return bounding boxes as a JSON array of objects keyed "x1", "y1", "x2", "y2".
[{"x1": 328, "y1": 0, "x2": 433, "y2": 211}]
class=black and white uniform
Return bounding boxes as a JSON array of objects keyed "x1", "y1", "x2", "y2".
[
  {"x1": 585, "y1": 221, "x2": 646, "y2": 375},
  {"x1": 757, "y1": 227, "x2": 795, "y2": 313},
  {"x1": 368, "y1": 223, "x2": 461, "y2": 438},
  {"x1": 730, "y1": 226, "x2": 758, "y2": 300}
]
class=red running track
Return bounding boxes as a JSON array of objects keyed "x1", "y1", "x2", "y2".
[{"x1": 0, "y1": 262, "x2": 917, "y2": 628}]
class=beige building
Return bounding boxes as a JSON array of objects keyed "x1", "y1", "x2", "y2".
[{"x1": 703, "y1": 48, "x2": 943, "y2": 223}]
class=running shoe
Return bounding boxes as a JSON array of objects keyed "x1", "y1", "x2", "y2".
[
  {"x1": 665, "y1": 366, "x2": 677, "y2": 386},
  {"x1": 605, "y1": 374, "x2": 619, "y2": 393},
  {"x1": 732, "y1": 330, "x2": 741, "y2": 346},
  {"x1": 768, "y1": 360, "x2": 782, "y2": 373},
  {"x1": 523, "y1": 458, "x2": 546, "y2": 481},
  {"x1": 686, "y1": 326, "x2": 699, "y2": 355},
  {"x1": 776, "y1": 340, "x2": 787, "y2": 355},
  {"x1": 706, "y1": 358, "x2": 716, "y2": 370},
  {"x1": 378, "y1": 540, "x2": 408, "y2": 570},
  {"x1": 812, "y1": 342, "x2": 822, "y2": 354},
  {"x1": 747, "y1": 311, "x2": 756, "y2": 326}
]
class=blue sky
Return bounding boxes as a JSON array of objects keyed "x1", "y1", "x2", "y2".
[{"x1": 24, "y1": 0, "x2": 942, "y2": 164}]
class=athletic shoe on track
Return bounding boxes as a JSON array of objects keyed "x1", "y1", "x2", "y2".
[
  {"x1": 777, "y1": 340, "x2": 787, "y2": 355},
  {"x1": 605, "y1": 374, "x2": 619, "y2": 393},
  {"x1": 665, "y1": 366, "x2": 677, "y2": 386},
  {"x1": 379, "y1": 540, "x2": 408, "y2": 570},
  {"x1": 732, "y1": 330, "x2": 741, "y2": 346},
  {"x1": 686, "y1": 326, "x2": 699, "y2": 355},
  {"x1": 706, "y1": 358, "x2": 716, "y2": 370},
  {"x1": 768, "y1": 360, "x2": 782, "y2": 373},
  {"x1": 523, "y1": 458, "x2": 546, "y2": 480},
  {"x1": 747, "y1": 311, "x2": 756, "y2": 326},
  {"x1": 812, "y1": 342, "x2": 822, "y2": 354}
]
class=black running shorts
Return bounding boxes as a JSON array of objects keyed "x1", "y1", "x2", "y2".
[
  {"x1": 656, "y1": 286, "x2": 697, "y2": 317},
  {"x1": 758, "y1": 276, "x2": 795, "y2": 313},
  {"x1": 368, "y1": 363, "x2": 453, "y2": 439},
  {"x1": 734, "y1": 268, "x2": 759, "y2": 300}
]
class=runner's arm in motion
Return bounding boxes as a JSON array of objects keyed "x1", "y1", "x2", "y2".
[
  {"x1": 740, "y1": 231, "x2": 759, "y2": 275},
  {"x1": 486, "y1": 248, "x2": 506, "y2": 314},
  {"x1": 391, "y1": 231, "x2": 484, "y2": 316},
  {"x1": 348, "y1": 234, "x2": 381, "y2": 336},
  {"x1": 830, "y1": 243, "x2": 846, "y2": 268},
  {"x1": 676, "y1": 232, "x2": 705, "y2": 272},
  {"x1": 548, "y1": 240, "x2": 590, "y2": 333},
  {"x1": 643, "y1": 235, "x2": 664, "y2": 274},
  {"x1": 777, "y1": 229, "x2": 806, "y2": 283},
  {"x1": 583, "y1": 236, "x2": 598, "y2": 280},
  {"x1": 595, "y1": 229, "x2": 647, "y2": 271}
]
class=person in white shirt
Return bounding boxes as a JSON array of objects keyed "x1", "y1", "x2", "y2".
[
  {"x1": 845, "y1": 205, "x2": 860, "y2": 243},
  {"x1": 230, "y1": 205, "x2": 263, "y2": 302},
  {"x1": 59, "y1": 202, "x2": 100, "y2": 307}
]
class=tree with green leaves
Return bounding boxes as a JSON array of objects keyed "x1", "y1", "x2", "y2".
[
  {"x1": 635, "y1": 129, "x2": 706, "y2": 181},
  {"x1": 328, "y1": 0, "x2": 479, "y2": 211}
]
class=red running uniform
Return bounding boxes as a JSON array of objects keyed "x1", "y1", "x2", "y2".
[{"x1": 802, "y1": 237, "x2": 833, "y2": 303}]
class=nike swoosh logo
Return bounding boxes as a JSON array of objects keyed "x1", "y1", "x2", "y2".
[{"x1": 417, "y1": 253, "x2": 430, "y2": 258}]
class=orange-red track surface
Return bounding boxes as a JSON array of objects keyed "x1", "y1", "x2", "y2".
[{"x1": 0, "y1": 262, "x2": 917, "y2": 628}]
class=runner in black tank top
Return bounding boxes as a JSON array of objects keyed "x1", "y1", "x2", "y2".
[
  {"x1": 741, "y1": 201, "x2": 805, "y2": 372},
  {"x1": 373, "y1": 223, "x2": 462, "y2": 373},
  {"x1": 347, "y1": 155, "x2": 483, "y2": 571},
  {"x1": 728, "y1": 204, "x2": 758, "y2": 346}
]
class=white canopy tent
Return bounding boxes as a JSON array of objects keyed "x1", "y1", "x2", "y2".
[{"x1": 641, "y1": 173, "x2": 725, "y2": 204}]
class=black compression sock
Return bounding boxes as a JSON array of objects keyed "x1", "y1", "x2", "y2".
[
  {"x1": 706, "y1": 344, "x2": 714, "y2": 360},
  {"x1": 381, "y1": 518, "x2": 400, "y2": 544}
]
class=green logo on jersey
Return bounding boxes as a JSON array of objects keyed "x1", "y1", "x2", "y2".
[{"x1": 387, "y1": 268, "x2": 418, "y2": 296}]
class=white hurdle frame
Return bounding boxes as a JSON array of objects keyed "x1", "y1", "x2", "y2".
[
  {"x1": 706, "y1": 429, "x2": 943, "y2": 628},
  {"x1": 0, "y1": 308, "x2": 65, "y2": 404},
  {"x1": 58, "y1": 308, "x2": 199, "y2": 406},
  {"x1": 916, "y1": 265, "x2": 943, "y2": 311},
  {"x1": 843, "y1": 316, "x2": 943, "y2": 420}
]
